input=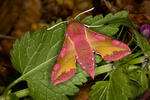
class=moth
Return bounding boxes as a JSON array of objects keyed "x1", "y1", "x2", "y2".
[{"x1": 50, "y1": 8, "x2": 131, "y2": 85}]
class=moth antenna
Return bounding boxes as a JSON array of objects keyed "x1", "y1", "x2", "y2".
[
  {"x1": 74, "y1": 7, "x2": 95, "y2": 20},
  {"x1": 84, "y1": 24, "x2": 104, "y2": 28},
  {"x1": 47, "y1": 21, "x2": 68, "y2": 30}
]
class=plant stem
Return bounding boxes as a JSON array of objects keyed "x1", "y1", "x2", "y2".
[
  {"x1": 122, "y1": 30, "x2": 127, "y2": 42},
  {"x1": 3, "y1": 76, "x2": 23, "y2": 99},
  {"x1": 117, "y1": 25, "x2": 124, "y2": 39},
  {"x1": 132, "y1": 45, "x2": 138, "y2": 52},
  {"x1": 95, "y1": 64, "x2": 113, "y2": 76},
  {"x1": 128, "y1": 56, "x2": 146, "y2": 65},
  {"x1": 13, "y1": 88, "x2": 29, "y2": 98}
]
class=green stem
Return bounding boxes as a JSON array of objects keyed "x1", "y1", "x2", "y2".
[
  {"x1": 122, "y1": 31, "x2": 127, "y2": 42},
  {"x1": 127, "y1": 32, "x2": 134, "y2": 46},
  {"x1": 14, "y1": 88, "x2": 29, "y2": 98},
  {"x1": 117, "y1": 25, "x2": 124, "y2": 39},
  {"x1": 128, "y1": 56, "x2": 146, "y2": 65},
  {"x1": 132, "y1": 45, "x2": 138, "y2": 52},
  {"x1": 3, "y1": 76, "x2": 23, "y2": 99},
  {"x1": 95, "y1": 64, "x2": 113, "y2": 76},
  {"x1": 128, "y1": 65, "x2": 139, "y2": 71}
]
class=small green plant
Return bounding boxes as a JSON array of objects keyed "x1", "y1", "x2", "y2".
[{"x1": 0, "y1": 11, "x2": 150, "y2": 100}]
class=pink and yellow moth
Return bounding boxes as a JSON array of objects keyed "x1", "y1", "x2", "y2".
[{"x1": 50, "y1": 9, "x2": 131, "y2": 85}]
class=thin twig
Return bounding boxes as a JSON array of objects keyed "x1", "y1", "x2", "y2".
[{"x1": 0, "y1": 34, "x2": 17, "y2": 40}]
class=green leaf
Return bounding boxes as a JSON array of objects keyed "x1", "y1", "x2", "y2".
[
  {"x1": 94, "y1": 53, "x2": 102, "y2": 64},
  {"x1": 108, "y1": 18, "x2": 133, "y2": 27},
  {"x1": 90, "y1": 24, "x2": 119, "y2": 37},
  {"x1": 89, "y1": 65, "x2": 149, "y2": 100},
  {"x1": 89, "y1": 81, "x2": 109, "y2": 100},
  {"x1": 89, "y1": 67, "x2": 132, "y2": 100},
  {"x1": 132, "y1": 28, "x2": 150, "y2": 57},
  {"x1": 127, "y1": 69, "x2": 149, "y2": 99},
  {"x1": 114, "y1": 51, "x2": 144, "y2": 66},
  {"x1": 81, "y1": 15, "x2": 93, "y2": 25},
  {"x1": 11, "y1": 24, "x2": 65, "y2": 74},
  {"x1": 81, "y1": 11, "x2": 128, "y2": 36},
  {"x1": 91, "y1": 11, "x2": 128, "y2": 25},
  {"x1": 10, "y1": 19, "x2": 70, "y2": 100},
  {"x1": 23, "y1": 97, "x2": 33, "y2": 100},
  {"x1": 8, "y1": 93, "x2": 19, "y2": 100},
  {"x1": 13, "y1": 88, "x2": 29, "y2": 99}
]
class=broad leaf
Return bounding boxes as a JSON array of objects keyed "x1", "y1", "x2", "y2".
[
  {"x1": 89, "y1": 65, "x2": 149, "y2": 100},
  {"x1": 11, "y1": 19, "x2": 68, "y2": 100},
  {"x1": 127, "y1": 68, "x2": 149, "y2": 99},
  {"x1": 81, "y1": 11, "x2": 128, "y2": 36},
  {"x1": 89, "y1": 67, "x2": 132, "y2": 100},
  {"x1": 90, "y1": 24, "x2": 120, "y2": 37},
  {"x1": 8, "y1": 93, "x2": 19, "y2": 100}
]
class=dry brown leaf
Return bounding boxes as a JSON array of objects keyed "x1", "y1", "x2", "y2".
[
  {"x1": 129, "y1": 14, "x2": 150, "y2": 28},
  {"x1": 41, "y1": 0, "x2": 61, "y2": 22},
  {"x1": 31, "y1": 23, "x2": 49, "y2": 32},
  {"x1": 116, "y1": 0, "x2": 134, "y2": 9},
  {"x1": 11, "y1": 0, "x2": 42, "y2": 38},
  {"x1": 0, "y1": 39, "x2": 14, "y2": 55},
  {"x1": 57, "y1": 0, "x2": 74, "y2": 9},
  {"x1": 56, "y1": 0, "x2": 92, "y2": 19},
  {"x1": 139, "y1": 0, "x2": 150, "y2": 16},
  {"x1": 75, "y1": 84, "x2": 91, "y2": 100},
  {"x1": 0, "y1": 0, "x2": 42, "y2": 56},
  {"x1": 0, "y1": 0, "x2": 22, "y2": 35},
  {"x1": 0, "y1": 65, "x2": 9, "y2": 77}
]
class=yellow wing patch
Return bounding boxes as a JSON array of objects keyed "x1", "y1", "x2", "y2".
[
  {"x1": 55, "y1": 52, "x2": 76, "y2": 80},
  {"x1": 52, "y1": 37, "x2": 77, "y2": 85},
  {"x1": 92, "y1": 39, "x2": 126, "y2": 58},
  {"x1": 86, "y1": 28, "x2": 131, "y2": 61}
]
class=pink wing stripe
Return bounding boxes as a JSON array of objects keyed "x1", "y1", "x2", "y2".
[
  {"x1": 66, "y1": 20, "x2": 95, "y2": 79},
  {"x1": 51, "y1": 39, "x2": 76, "y2": 85}
]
